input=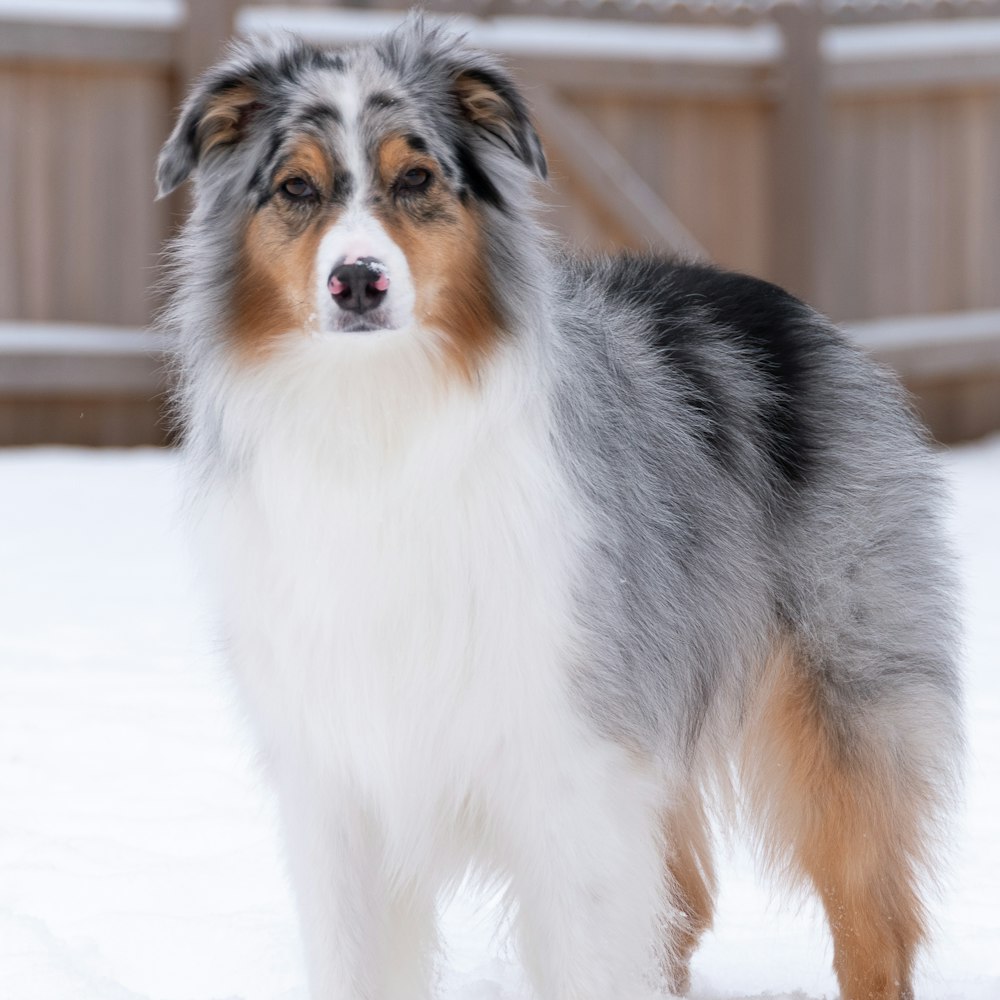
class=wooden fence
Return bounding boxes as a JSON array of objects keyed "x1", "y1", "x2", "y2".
[{"x1": 2, "y1": 0, "x2": 1000, "y2": 444}]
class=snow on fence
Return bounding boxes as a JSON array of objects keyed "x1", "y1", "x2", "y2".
[
  {"x1": 2, "y1": 0, "x2": 1000, "y2": 444},
  {"x1": 0, "y1": 324, "x2": 170, "y2": 446}
]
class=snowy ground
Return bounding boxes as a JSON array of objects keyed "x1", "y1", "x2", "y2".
[{"x1": 0, "y1": 441, "x2": 997, "y2": 1000}]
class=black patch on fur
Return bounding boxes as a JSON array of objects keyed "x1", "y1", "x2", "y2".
[
  {"x1": 250, "y1": 129, "x2": 288, "y2": 202},
  {"x1": 670, "y1": 263, "x2": 823, "y2": 487},
  {"x1": 279, "y1": 46, "x2": 343, "y2": 79},
  {"x1": 294, "y1": 103, "x2": 342, "y2": 130},
  {"x1": 602, "y1": 256, "x2": 823, "y2": 490},
  {"x1": 226, "y1": 45, "x2": 340, "y2": 99},
  {"x1": 307, "y1": 50, "x2": 345, "y2": 74},
  {"x1": 333, "y1": 170, "x2": 354, "y2": 204},
  {"x1": 404, "y1": 133, "x2": 429, "y2": 154},
  {"x1": 454, "y1": 140, "x2": 505, "y2": 210},
  {"x1": 366, "y1": 91, "x2": 399, "y2": 110}
]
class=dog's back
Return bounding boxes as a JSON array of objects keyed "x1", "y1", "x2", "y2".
[
  {"x1": 555, "y1": 254, "x2": 958, "y2": 759},
  {"x1": 158, "y1": 20, "x2": 961, "y2": 1000}
]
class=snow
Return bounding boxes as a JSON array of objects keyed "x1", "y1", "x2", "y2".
[
  {"x1": 0, "y1": 1, "x2": 181, "y2": 28},
  {"x1": 0, "y1": 440, "x2": 997, "y2": 1000},
  {"x1": 0, "y1": 323, "x2": 166, "y2": 354},
  {"x1": 824, "y1": 19, "x2": 1000, "y2": 63}
]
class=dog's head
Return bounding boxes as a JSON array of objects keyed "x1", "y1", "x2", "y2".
[{"x1": 158, "y1": 19, "x2": 546, "y2": 367}]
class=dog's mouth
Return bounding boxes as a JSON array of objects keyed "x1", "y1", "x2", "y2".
[{"x1": 326, "y1": 311, "x2": 399, "y2": 335}]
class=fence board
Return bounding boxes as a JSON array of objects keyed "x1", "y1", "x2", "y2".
[{"x1": 0, "y1": 62, "x2": 173, "y2": 325}]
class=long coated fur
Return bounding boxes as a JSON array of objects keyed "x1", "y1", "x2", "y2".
[{"x1": 158, "y1": 18, "x2": 962, "y2": 1000}]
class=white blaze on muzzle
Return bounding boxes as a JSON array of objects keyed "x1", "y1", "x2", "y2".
[{"x1": 314, "y1": 208, "x2": 416, "y2": 334}]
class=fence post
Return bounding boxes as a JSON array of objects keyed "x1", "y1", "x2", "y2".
[
  {"x1": 770, "y1": 0, "x2": 831, "y2": 312},
  {"x1": 177, "y1": 0, "x2": 242, "y2": 88}
]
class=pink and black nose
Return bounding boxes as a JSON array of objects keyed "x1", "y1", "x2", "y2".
[{"x1": 328, "y1": 257, "x2": 390, "y2": 314}]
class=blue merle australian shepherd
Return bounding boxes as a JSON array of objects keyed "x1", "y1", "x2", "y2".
[{"x1": 157, "y1": 18, "x2": 962, "y2": 1000}]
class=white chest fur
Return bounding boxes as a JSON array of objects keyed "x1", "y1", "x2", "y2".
[
  {"x1": 190, "y1": 334, "x2": 669, "y2": 1000},
  {"x1": 195, "y1": 334, "x2": 591, "y2": 852}
]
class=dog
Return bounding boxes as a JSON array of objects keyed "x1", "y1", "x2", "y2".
[{"x1": 157, "y1": 18, "x2": 962, "y2": 1000}]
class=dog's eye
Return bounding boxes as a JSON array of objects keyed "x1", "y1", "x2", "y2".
[
  {"x1": 398, "y1": 167, "x2": 431, "y2": 192},
  {"x1": 280, "y1": 177, "x2": 316, "y2": 200}
]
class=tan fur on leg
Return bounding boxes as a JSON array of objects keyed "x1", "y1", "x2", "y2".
[
  {"x1": 663, "y1": 790, "x2": 716, "y2": 995},
  {"x1": 741, "y1": 641, "x2": 932, "y2": 1000}
]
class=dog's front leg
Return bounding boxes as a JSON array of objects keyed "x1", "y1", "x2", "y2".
[
  {"x1": 502, "y1": 748, "x2": 670, "y2": 1000},
  {"x1": 274, "y1": 767, "x2": 386, "y2": 1000}
]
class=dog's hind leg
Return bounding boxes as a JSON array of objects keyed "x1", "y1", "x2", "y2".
[
  {"x1": 741, "y1": 639, "x2": 956, "y2": 1000},
  {"x1": 662, "y1": 790, "x2": 716, "y2": 995}
]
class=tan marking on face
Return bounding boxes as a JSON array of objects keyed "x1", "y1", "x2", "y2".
[
  {"x1": 230, "y1": 136, "x2": 339, "y2": 356},
  {"x1": 281, "y1": 136, "x2": 335, "y2": 197},
  {"x1": 740, "y1": 639, "x2": 930, "y2": 1000},
  {"x1": 375, "y1": 135, "x2": 501, "y2": 378}
]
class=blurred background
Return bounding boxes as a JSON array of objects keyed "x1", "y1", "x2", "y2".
[{"x1": 2, "y1": 0, "x2": 1000, "y2": 447}]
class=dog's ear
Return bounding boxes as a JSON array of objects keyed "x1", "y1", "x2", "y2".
[
  {"x1": 451, "y1": 63, "x2": 547, "y2": 180},
  {"x1": 156, "y1": 71, "x2": 264, "y2": 198}
]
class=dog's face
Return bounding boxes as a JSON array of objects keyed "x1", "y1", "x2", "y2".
[{"x1": 158, "y1": 23, "x2": 546, "y2": 366}]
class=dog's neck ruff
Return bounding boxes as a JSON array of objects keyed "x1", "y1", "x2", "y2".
[{"x1": 200, "y1": 321, "x2": 531, "y2": 481}]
